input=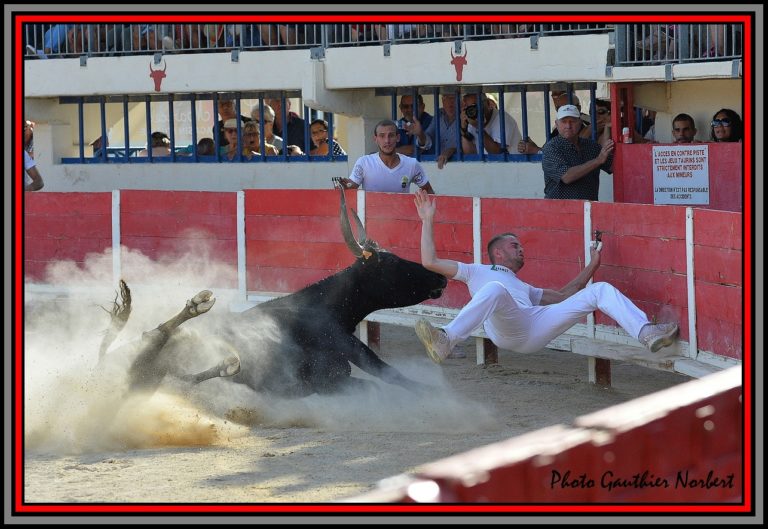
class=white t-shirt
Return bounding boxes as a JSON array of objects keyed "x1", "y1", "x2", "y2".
[
  {"x1": 348, "y1": 153, "x2": 429, "y2": 193},
  {"x1": 468, "y1": 108, "x2": 522, "y2": 155},
  {"x1": 453, "y1": 262, "x2": 543, "y2": 308}
]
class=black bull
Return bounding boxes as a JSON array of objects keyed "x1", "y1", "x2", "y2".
[{"x1": 101, "y1": 187, "x2": 447, "y2": 398}]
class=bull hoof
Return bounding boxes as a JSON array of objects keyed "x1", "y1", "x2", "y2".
[
  {"x1": 218, "y1": 354, "x2": 241, "y2": 377},
  {"x1": 187, "y1": 290, "x2": 215, "y2": 316}
]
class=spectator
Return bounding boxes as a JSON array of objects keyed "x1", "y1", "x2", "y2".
[
  {"x1": 196, "y1": 137, "x2": 215, "y2": 156},
  {"x1": 265, "y1": 97, "x2": 307, "y2": 153},
  {"x1": 435, "y1": 92, "x2": 460, "y2": 169},
  {"x1": 137, "y1": 131, "x2": 172, "y2": 157},
  {"x1": 337, "y1": 119, "x2": 435, "y2": 193},
  {"x1": 214, "y1": 99, "x2": 252, "y2": 148},
  {"x1": 309, "y1": 119, "x2": 347, "y2": 157},
  {"x1": 24, "y1": 150, "x2": 45, "y2": 191},
  {"x1": 672, "y1": 113, "x2": 699, "y2": 143},
  {"x1": 222, "y1": 118, "x2": 253, "y2": 161},
  {"x1": 518, "y1": 91, "x2": 590, "y2": 154},
  {"x1": 396, "y1": 94, "x2": 434, "y2": 156},
  {"x1": 251, "y1": 104, "x2": 284, "y2": 154},
  {"x1": 24, "y1": 119, "x2": 35, "y2": 157},
  {"x1": 242, "y1": 121, "x2": 279, "y2": 157},
  {"x1": 411, "y1": 189, "x2": 680, "y2": 364},
  {"x1": 541, "y1": 104, "x2": 614, "y2": 200},
  {"x1": 461, "y1": 91, "x2": 522, "y2": 155},
  {"x1": 709, "y1": 108, "x2": 743, "y2": 142}
]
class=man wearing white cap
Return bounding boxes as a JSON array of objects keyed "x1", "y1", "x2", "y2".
[{"x1": 541, "y1": 104, "x2": 614, "y2": 200}]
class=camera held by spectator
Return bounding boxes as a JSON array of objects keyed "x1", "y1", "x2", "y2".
[{"x1": 465, "y1": 105, "x2": 479, "y2": 120}]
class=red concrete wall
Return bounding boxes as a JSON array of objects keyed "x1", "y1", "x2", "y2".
[
  {"x1": 23, "y1": 192, "x2": 112, "y2": 281},
  {"x1": 120, "y1": 190, "x2": 238, "y2": 288},
  {"x1": 591, "y1": 202, "x2": 689, "y2": 339},
  {"x1": 614, "y1": 142, "x2": 742, "y2": 212},
  {"x1": 692, "y1": 209, "x2": 743, "y2": 359},
  {"x1": 244, "y1": 189, "x2": 357, "y2": 292},
  {"x1": 24, "y1": 190, "x2": 743, "y2": 361}
]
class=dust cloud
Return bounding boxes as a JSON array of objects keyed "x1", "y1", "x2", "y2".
[{"x1": 24, "y1": 245, "x2": 496, "y2": 456}]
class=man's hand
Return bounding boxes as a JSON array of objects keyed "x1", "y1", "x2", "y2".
[
  {"x1": 597, "y1": 139, "x2": 615, "y2": 163},
  {"x1": 414, "y1": 188, "x2": 436, "y2": 222},
  {"x1": 403, "y1": 115, "x2": 423, "y2": 137}
]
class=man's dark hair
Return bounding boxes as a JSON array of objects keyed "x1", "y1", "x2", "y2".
[
  {"x1": 672, "y1": 113, "x2": 696, "y2": 127},
  {"x1": 487, "y1": 232, "x2": 518, "y2": 264},
  {"x1": 373, "y1": 119, "x2": 398, "y2": 135}
]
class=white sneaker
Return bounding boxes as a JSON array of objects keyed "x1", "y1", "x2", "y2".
[
  {"x1": 415, "y1": 318, "x2": 452, "y2": 364},
  {"x1": 638, "y1": 323, "x2": 679, "y2": 352}
]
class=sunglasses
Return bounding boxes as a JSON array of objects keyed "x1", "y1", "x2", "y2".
[
  {"x1": 711, "y1": 119, "x2": 731, "y2": 127},
  {"x1": 596, "y1": 109, "x2": 610, "y2": 115}
]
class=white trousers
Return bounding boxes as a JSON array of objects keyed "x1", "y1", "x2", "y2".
[{"x1": 443, "y1": 281, "x2": 649, "y2": 354}]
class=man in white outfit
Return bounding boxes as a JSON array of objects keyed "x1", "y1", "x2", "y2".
[
  {"x1": 412, "y1": 189, "x2": 679, "y2": 363},
  {"x1": 338, "y1": 119, "x2": 435, "y2": 194}
]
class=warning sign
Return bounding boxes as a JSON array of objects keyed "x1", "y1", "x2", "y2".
[{"x1": 652, "y1": 144, "x2": 710, "y2": 205}]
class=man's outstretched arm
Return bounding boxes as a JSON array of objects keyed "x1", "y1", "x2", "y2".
[
  {"x1": 414, "y1": 190, "x2": 458, "y2": 278},
  {"x1": 539, "y1": 245, "x2": 601, "y2": 305}
]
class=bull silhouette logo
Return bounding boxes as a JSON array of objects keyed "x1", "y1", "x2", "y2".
[
  {"x1": 450, "y1": 46, "x2": 468, "y2": 81},
  {"x1": 149, "y1": 61, "x2": 167, "y2": 92}
]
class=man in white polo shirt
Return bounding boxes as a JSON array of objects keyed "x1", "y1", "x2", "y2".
[{"x1": 338, "y1": 119, "x2": 435, "y2": 194}]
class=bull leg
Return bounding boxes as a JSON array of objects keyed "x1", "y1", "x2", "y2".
[
  {"x1": 127, "y1": 290, "x2": 216, "y2": 392},
  {"x1": 98, "y1": 279, "x2": 133, "y2": 360},
  {"x1": 180, "y1": 353, "x2": 241, "y2": 384}
]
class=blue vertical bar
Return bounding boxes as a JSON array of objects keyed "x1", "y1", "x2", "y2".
[
  {"x1": 258, "y1": 98, "x2": 266, "y2": 162},
  {"x1": 145, "y1": 96, "x2": 153, "y2": 163},
  {"x1": 168, "y1": 99, "x2": 176, "y2": 162},
  {"x1": 280, "y1": 94, "x2": 289, "y2": 161},
  {"x1": 589, "y1": 88, "x2": 597, "y2": 141},
  {"x1": 476, "y1": 87, "x2": 484, "y2": 160},
  {"x1": 520, "y1": 86, "x2": 529, "y2": 152},
  {"x1": 411, "y1": 88, "x2": 419, "y2": 161},
  {"x1": 303, "y1": 103, "x2": 311, "y2": 156},
  {"x1": 190, "y1": 94, "x2": 199, "y2": 162},
  {"x1": 328, "y1": 112, "x2": 335, "y2": 160},
  {"x1": 498, "y1": 86, "x2": 508, "y2": 161},
  {"x1": 432, "y1": 87, "x2": 440, "y2": 159},
  {"x1": 234, "y1": 95, "x2": 243, "y2": 162},
  {"x1": 544, "y1": 87, "x2": 552, "y2": 143},
  {"x1": 455, "y1": 87, "x2": 463, "y2": 162},
  {"x1": 213, "y1": 93, "x2": 221, "y2": 162},
  {"x1": 99, "y1": 98, "x2": 107, "y2": 162},
  {"x1": 77, "y1": 99, "x2": 85, "y2": 161},
  {"x1": 122, "y1": 96, "x2": 130, "y2": 162}
]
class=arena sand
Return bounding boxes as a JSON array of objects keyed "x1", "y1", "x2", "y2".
[{"x1": 24, "y1": 294, "x2": 688, "y2": 504}]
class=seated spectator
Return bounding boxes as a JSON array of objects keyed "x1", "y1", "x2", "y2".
[
  {"x1": 251, "y1": 104, "x2": 284, "y2": 153},
  {"x1": 396, "y1": 94, "x2": 435, "y2": 156},
  {"x1": 709, "y1": 108, "x2": 743, "y2": 142},
  {"x1": 137, "y1": 131, "x2": 172, "y2": 157},
  {"x1": 672, "y1": 113, "x2": 700, "y2": 143},
  {"x1": 215, "y1": 99, "x2": 252, "y2": 148},
  {"x1": 265, "y1": 97, "x2": 307, "y2": 153},
  {"x1": 222, "y1": 118, "x2": 253, "y2": 160},
  {"x1": 24, "y1": 150, "x2": 45, "y2": 191},
  {"x1": 309, "y1": 119, "x2": 346, "y2": 157},
  {"x1": 461, "y1": 91, "x2": 522, "y2": 155},
  {"x1": 242, "y1": 121, "x2": 279, "y2": 157},
  {"x1": 196, "y1": 137, "x2": 215, "y2": 156}
]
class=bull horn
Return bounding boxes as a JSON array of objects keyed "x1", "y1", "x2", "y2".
[{"x1": 338, "y1": 185, "x2": 369, "y2": 258}]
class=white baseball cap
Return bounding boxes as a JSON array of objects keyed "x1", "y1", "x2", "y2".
[{"x1": 556, "y1": 104, "x2": 581, "y2": 120}]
